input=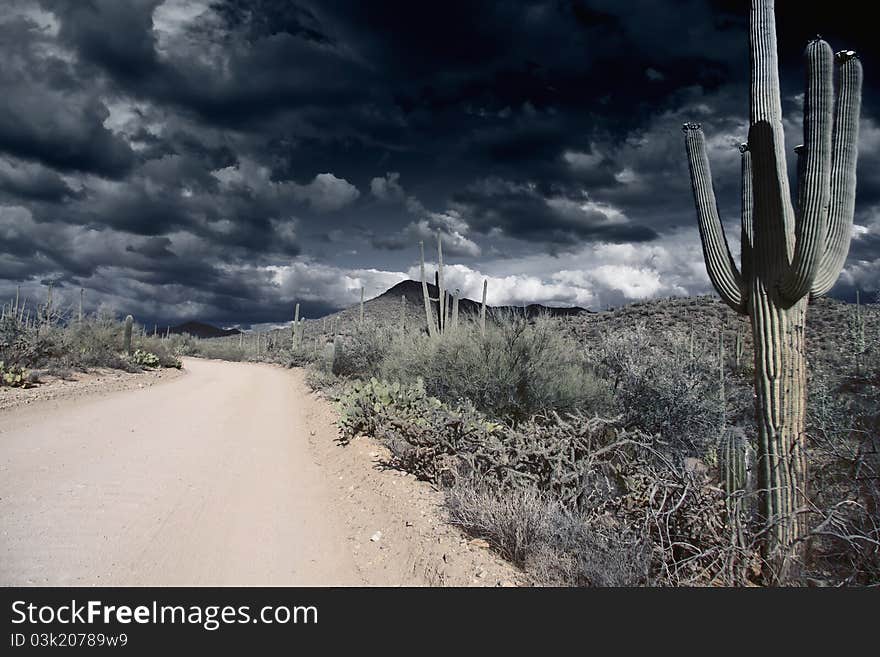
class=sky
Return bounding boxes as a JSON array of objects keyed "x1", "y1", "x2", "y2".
[{"x1": 1, "y1": 0, "x2": 878, "y2": 328}]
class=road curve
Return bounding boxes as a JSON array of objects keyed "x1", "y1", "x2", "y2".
[{"x1": 0, "y1": 358, "x2": 364, "y2": 586}]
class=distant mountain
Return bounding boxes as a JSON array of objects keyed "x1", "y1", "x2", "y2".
[
  {"x1": 380, "y1": 279, "x2": 590, "y2": 318},
  {"x1": 170, "y1": 321, "x2": 241, "y2": 338}
]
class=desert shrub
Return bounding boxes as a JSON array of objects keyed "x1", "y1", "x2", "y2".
[
  {"x1": 134, "y1": 336, "x2": 182, "y2": 368},
  {"x1": 333, "y1": 378, "x2": 752, "y2": 585},
  {"x1": 806, "y1": 369, "x2": 880, "y2": 584},
  {"x1": 379, "y1": 313, "x2": 612, "y2": 423},
  {"x1": 304, "y1": 367, "x2": 342, "y2": 396},
  {"x1": 331, "y1": 324, "x2": 394, "y2": 378},
  {"x1": 189, "y1": 339, "x2": 245, "y2": 362},
  {"x1": 595, "y1": 323, "x2": 727, "y2": 454},
  {"x1": 284, "y1": 344, "x2": 320, "y2": 368},
  {"x1": 446, "y1": 480, "x2": 650, "y2": 586}
]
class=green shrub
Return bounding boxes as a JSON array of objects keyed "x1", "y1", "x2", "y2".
[
  {"x1": 380, "y1": 313, "x2": 612, "y2": 423},
  {"x1": 595, "y1": 324, "x2": 726, "y2": 454},
  {"x1": 331, "y1": 325, "x2": 394, "y2": 378}
]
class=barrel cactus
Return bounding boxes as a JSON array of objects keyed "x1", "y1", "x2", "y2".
[{"x1": 683, "y1": 0, "x2": 862, "y2": 581}]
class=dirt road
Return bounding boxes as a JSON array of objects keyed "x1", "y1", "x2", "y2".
[
  {"x1": 0, "y1": 358, "x2": 368, "y2": 585},
  {"x1": 0, "y1": 358, "x2": 520, "y2": 587}
]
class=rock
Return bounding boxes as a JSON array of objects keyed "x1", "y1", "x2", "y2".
[
  {"x1": 683, "y1": 457, "x2": 708, "y2": 476},
  {"x1": 369, "y1": 531, "x2": 382, "y2": 543}
]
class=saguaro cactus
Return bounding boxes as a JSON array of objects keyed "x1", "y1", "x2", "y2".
[
  {"x1": 419, "y1": 241, "x2": 436, "y2": 337},
  {"x1": 683, "y1": 0, "x2": 862, "y2": 582},
  {"x1": 359, "y1": 287, "x2": 365, "y2": 325},
  {"x1": 437, "y1": 232, "x2": 445, "y2": 334},
  {"x1": 292, "y1": 303, "x2": 300, "y2": 348},
  {"x1": 123, "y1": 315, "x2": 134, "y2": 355},
  {"x1": 480, "y1": 279, "x2": 488, "y2": 335}
]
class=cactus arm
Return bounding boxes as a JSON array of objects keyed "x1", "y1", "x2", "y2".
[
  {"x1": 749, "y1": 0, "x2": 783, "y2": 127},
  {"x1": 779, "y1": 39, "x2": 834, "y2": 302},
  {"x1": 749, "y1": 0, "x2": 797, "y2": 268},
  {"x1": 683, "y1": 124, "x2": 748, "y2": 314},
  {"x1": 740, "y1": 144, "x2": 754, "y2": 284},
  {"x1": 811, "y1": 51, "x2": 862, "y2": 296}
]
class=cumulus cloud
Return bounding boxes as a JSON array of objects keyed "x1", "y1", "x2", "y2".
[
  {"x1": 293, "y1": 173, "x2": 360, "y2": 212},
  {"x1": 409, "y1": 229, "x2": 713, "y2": 310}
]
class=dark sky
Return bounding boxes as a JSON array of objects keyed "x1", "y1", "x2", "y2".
[{"x1": 1, "y1": 0, "x2": 878, "y2": 328}]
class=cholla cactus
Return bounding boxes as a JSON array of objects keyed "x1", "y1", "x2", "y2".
[
  {"x1": 683, "y1": 0, "x2": 862, "y2": 581},
  {"x1": 123, "y1": 315, "x2": 134, "y2": 355}
]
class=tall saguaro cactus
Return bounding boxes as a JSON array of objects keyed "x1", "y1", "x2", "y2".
[
  {"x1": 419, "y1": 240, "x2": 436, "y2": 337},
  {"x1": 480, "y1": 279, "x2": 488, "y2": 335},
  {"x1": 437, "y1": 232, "x2": 446, "y2": 334},
  {"x1": 683, "y1": 0, "x2": 862, "y2": 582}
]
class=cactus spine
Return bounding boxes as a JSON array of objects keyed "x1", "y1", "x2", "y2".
[
  {"x1": 123, "y1": 315, "x2": 134, "y2": 355},
  {"x1": 420, "y1": 241, "x2": 437, "y2": 337},
  {"x1": 683, "y1": 0, "x2": 862, "y2": 582}
]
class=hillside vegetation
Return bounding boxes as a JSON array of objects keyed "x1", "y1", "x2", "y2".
[{"x1": 218, "y1": 290, "x2": 877, "y2": 586}]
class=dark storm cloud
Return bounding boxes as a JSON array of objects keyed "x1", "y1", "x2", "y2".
[
  {"x1": 454, "y1": 177, "x2": 658, "y2": 245},
  {"x1": 0, "y1": 14, "x2": 136, "y2": 178},
  {"x1": 0, "y1": 0, "x2": 878, "y2": 325}
]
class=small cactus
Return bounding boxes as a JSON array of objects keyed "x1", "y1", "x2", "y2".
[
  {"x1": 123, "y1": 315, "x2": 134, "y2": 355},
  {"x1": 719, "y1": 432, "x2": 751, "y2": 499}
]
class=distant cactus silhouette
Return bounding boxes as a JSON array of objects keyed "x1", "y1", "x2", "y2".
[{"x1": 683, "y1": 0, "x2": 862, "y2": 581}]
